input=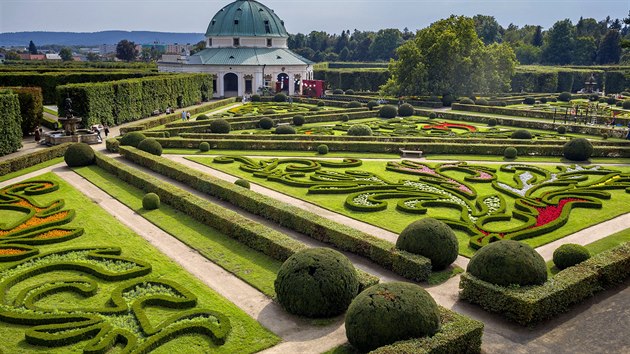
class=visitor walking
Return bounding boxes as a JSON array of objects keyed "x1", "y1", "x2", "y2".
[
  {"x1": 104, "y1": 125, "x2": 110, "y2": 138},
  {"x1": 186, "y1": 111, "x2": 191, "y2": 120},
  {"x1": 34, "y1": 127, "x2": 40, "y2": 143},
  {"x1": 181, "y1": 110, "x2": 186, "y2": 122}
]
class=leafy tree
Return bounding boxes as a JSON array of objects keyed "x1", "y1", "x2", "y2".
[
  {"x1": 5, "y1": 51, "x2": 20, "y2": 60},
  {"x1": 369, "y1": 29, "x2": 403, "y2": 61},
  {"x1": 572, "y1": 36, "x2": 597, "y2": 65},
  {"x1": 542, "y1": 19, "x2": 575, "y2": 65},
  {"x1": 532, "y1": 26, "x2": 543, "y2": 47},
  {"x1": 190, "y1": 40, "x2": 206, "y2": 55},
  {"x1": 28, "y1": 40, "x2": 38, "y2": 54},
  {"x1": 474, "y1": 15, "x2": 503, "y2": 45},
  {"x1": 116, "y1": 39, "x2": 138, "y2": 62},
  {"x1": 59, "y1": 47, "x2": 73, "y2": 61},
  {"x1": 339, "y1": 46, "x2": 350, "y2": 61},
  {"x1": 479, "y1": 43, "x2": 517, "y2": 93},
  {"x1": 86, "y1": 52, "x2": 100, "y2": 61},
  {"x1": 514, "y1": 43, "x2": 542, "y2": 64},
  {"x1": 597, "y1": 29, "x2": 622, "y2": 64}
]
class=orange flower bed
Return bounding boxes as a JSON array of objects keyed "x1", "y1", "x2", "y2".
[
  {"x1": 0, "y1": 211, "x2": 69, "y2": 237},
  {"x1": 35, "y1": 229, "x2": 72, "y2": 239},
  {"x1": 13, "y1": 200, "x2": 44, "y2": 212},
  {"x1": 0, "y1": 248, "x2": 25, "y2": 255}
]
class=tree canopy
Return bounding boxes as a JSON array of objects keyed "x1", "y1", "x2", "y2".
[{"x1": 116, "y1": 40, "x2": 138, "y2": 62}]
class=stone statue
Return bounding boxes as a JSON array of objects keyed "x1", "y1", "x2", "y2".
[{"x1": 64, "y1": 97, "x2": 73, "y2": 118}]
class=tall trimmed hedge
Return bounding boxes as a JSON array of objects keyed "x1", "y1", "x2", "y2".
[
  {"x1": 0, "y1": 90, "x2": 23, "y2": 156},
  {"x1": 57, "y1": 74, "x2": 213, "y2": 126},
  {"x1": 313, "y1": 69, "x2": 390, "y2": 91},
  {"x1": 3, "y1": 87, "x2": 43, "y2": 136}
]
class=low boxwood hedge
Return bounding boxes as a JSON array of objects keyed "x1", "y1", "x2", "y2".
[
  {"x1": 0, "y1": 142, "x2": 72, "y2": 176},
  {"x1": 459, "y1": 241, "x2": 630, "y2": 325}
]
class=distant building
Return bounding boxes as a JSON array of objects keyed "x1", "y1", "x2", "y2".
[
  {"x1": 166, "y1": 43, "x2": 193, "y2": 55},
  {"x1": 99, "y1": 44, "x2": 117, "y2": 55},
  {"x1": 18, "y1": 53, "x2": 46, "y2": 60},
  {"x1": 45, "y1": 53, "x2": 62, "y2": 61},
  {"x1": 158, "y1": 0, "x2": 313, "y2": 98}
]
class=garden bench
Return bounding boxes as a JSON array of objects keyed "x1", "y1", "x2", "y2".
[{"x1": 399, "y1": 148, "x2": 423, "y2": 158}]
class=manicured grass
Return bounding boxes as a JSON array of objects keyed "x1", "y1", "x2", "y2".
[
  {"x1": 163, "y1": 148, "x2": 399, "y2": 159},
  {"x1": 427, "y1": 266, "x2": 465, "y2": 285},
  {"x1": 43, "y1": 107, "x2": 57, "y2": 115},
  {"x1": 74, "y1": 165, "x2": 282, "y2": 297},
  {"x1": 0, "y1": 157, "x2": 63, "y2": 182},
  {"x1": 0, "y1": 172, "x2": 280, "y2": 353},
  {"x1": 193, "y1": 157, "x2": 630, "y2": 258}
]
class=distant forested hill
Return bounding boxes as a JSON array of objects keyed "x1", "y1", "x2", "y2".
[{"x1": 0, "y1": 31, "x2": 204, "y2": 46}]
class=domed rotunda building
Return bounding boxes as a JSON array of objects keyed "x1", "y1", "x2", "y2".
[{"x1": 158, "y1": 0, "x2": 313, "y2": 98}]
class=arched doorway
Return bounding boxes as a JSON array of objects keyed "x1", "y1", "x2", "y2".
[
  {"x1": 276, "y1": 73, "x2": 289, "y2": 93},
  {"x1": 224, "y1": 73, "x2": 238, "y2": 97}
]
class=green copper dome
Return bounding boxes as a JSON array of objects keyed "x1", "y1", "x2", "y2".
[{"x1": 206, "y1": 0, "x2": 289, "y2": 38}]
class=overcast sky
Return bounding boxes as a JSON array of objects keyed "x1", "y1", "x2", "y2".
[{"x1": 1, "y1": 0, "x2": 628, "y2": 34}]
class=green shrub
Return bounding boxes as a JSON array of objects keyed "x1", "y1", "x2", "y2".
[
  {"x1": 598, "y1": 97, "x2": 606, "y2": 103},
  {"x1": 460, "y1": 98, "x2": 475, "y2": 105},
  {"x1": 309, "y1": 107, "x2": 321, "y2": 112},
  {"x1": 553, "y1": 244, "x2": 590, "y2": 270},
  {"x1": 540, "y1": 97, "x2": 548, "y2": 104},
  {"x1": 396, "y1": 218, "x2": 458, "y2": 270},
  {"x1": 475, "y1": 99, "x2": 489, "y2": 106},
  {"x1": 441, "y1": 94, "x2": 455, "y2": 107},
  {"x1": 317, "y1": 144, "x2": 329, "y2": 155},
  {"x1": 589, "y1": 94, "x2": 599, "y2": 102},
  {"x1": 341, "y1": 114, "x2": 350, "y2": 122},
  {"x1": 234, "y1": 179, "x2": 250, "y2": 189},
  {"x1": 317, "y1": 101, "x2": 326, "y2": 107},
  {"x1": 292, "y1": 115, "x2": 305, "y2": 126},
  {"x1": 345, "y1": 282, "x2": 440, "y2": 352},
  {"x1": 606, "y1": 97, "x2": 617, "y2": 105},
  {"x1": 196, "y1": 114, "x2": 210, "y2": 121},
  {"x1": 563, "y1": 138, "x2": 593, "y2": 161},
  {"x1": 209, "y1": 119, "x2": 231, "y2": 134},
  {"x1": 8, "y1": 87, "x2": 43, "y2": 136},
  {"x1": 137, "y1": 138, "x2": 162, "y2": 156},
  {"x1": 273, "y1": 93, "x2": 287, "y2": 102},
  {"x1": 398, "y1": 103, "x2": 415, "y2": 117},
  {"x1": 602, "y1": 133, "x2": 609, "y2": 140},
  {"x1": 467, "y1": 240, "x2": 547, "y2": 287},
  {"x1": 120, "y1": 132, "x2": 146, "y2": 147},
  {"x1": 557, "y1": 126, "x2": 566, "y2": 134},
  {"x1": 275, "y1": 125, "x2": 296, "y2": 134},
  {"x1": 367, "y1": 100, "x2": 378, "y2": 110},
  {"x1": 523, "y1": 97, "x2": 535, "y2": 105},
  {"x1": 504, "y1": 146, "x2": 518, "y2": 159},
  {"x1": 549, "y1": 97, "x2": 558, "y2": 102},
  {"x1": 488, "y1": 118, "x2": 498, "y2": 127},
  {"x1": 199, "y1": 142, "x2": 210, "y2": 152},
  {"x1": 64, "y1": 143, "x2": 95, "y2": 167},
  {"x1": 259, "y1": 117, "x2": 274, "y2": 129},
  {"x1": 347, "y1": 124, "x2": 372, "y2": 136},
  {"x1": 379, "y1": 105, "x2": 398, "y2": 118},
  {"x1": 497, "y1": 101, "x2": 508, "y2": 107},
  {"x1": 251, "y1": 94, "x2": 261, "y2": 102},
  {"x1": 345, "y1": 89, "x2": 355, "y2": 95},
  {"x1": 428, "y1": 112, "x2": 437, "y2": 119},
  {"x1": 275, "y1": 248, "x2": 359, "y2": 317},
  {"x1": 558, "y1": 92, "x2": 572, "y2": 102},
  {"x1": 0, "y1": 90, "x2": 23, "y2": 155},
  {"x1": 142, "y1": 192, "x2": 160, "y2": 210},
  {"x1": 622, "y1": 100, "x2": 630, "y2": 109},
  {"x1": 346, "y1": 101, "x2": 362, "y2": 108},
  {"x1": 333, "y1": 89, "x2": 344, "y2": 94},
  {"x1": 511, "y1": 129, "x2": 532, "y2": 139},
  {"x1": 428, "y1": 95, "x2": 441, "y2": 102}
]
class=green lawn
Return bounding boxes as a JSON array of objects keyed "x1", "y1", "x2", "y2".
[
  {"x1": 0, "y1": 172, "x2": 279, "y2": 353},
  {"x1": 163, "y1": 148, "x2": 399, "y2": 159},
  {"x1": 191, "y1": 157, "x2": 630, "y2": 258},
  {"x1": 0, "y1": 157, "x2": 64, "y2": 182},
  {"x1": 74, "y1": 165, "x2": 282, "y2": 297}
]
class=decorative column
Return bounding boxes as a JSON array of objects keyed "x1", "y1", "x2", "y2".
[{"x1": 217, "y1": 72, "x2": 225, "y2": 98}]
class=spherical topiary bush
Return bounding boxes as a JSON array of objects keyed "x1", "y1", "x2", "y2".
[
  {"x1": 210, "y1": 119, "x2": 231, "y2": 134},
  {"x1": 196, "y1": 114, "x2": 210, "y2": 121},
  {"x1": 309, "y1": 107, "x2": 321, "y2": 112},
  {"x1": 346, "y1": 101, "x2": 362, "y2": 109},
  {"x1": 199, "y1": 142, "x2": 210, "y2": 152},
  {"x1": 120, "y1": 132, "x2": 146, "y2": 147},
  {"x1": 379, "y1": 105, "x2": 398, "y2": 119},
  {"x1": 558, "y1": 92, "x2": 572, "y2": 102},
  {"x1": 251, "y1": 94, "x2": 261, "y2": 102},
  {"x1": 396, "y1": 218, "x2": 458, "y2": 270},
  {"x1": 345, "y1": 282, "x2": 440, "y2": 352},
  {"x1": 275, "y1": 125, "x2": 296, "y2": 134},
  {"x1": 317, "y1": 144, "x2": 329, "y2": 155},
  {"x1": 606, "y1": 97, "x2": 617, "y2": 105},
  {"x1": 623, "y1": 100, "x2": 630, "y2": 109},
  {"x1": 137, "y1": 138, "x2": 162, "y2": 156},
  {"x1": 488, "y1": 118, "x2": 498, "y2": 127},
  {"x1": 142, "y1": 193, "x2": 160, "y2": 210},
  {"x1": 64, "y1": 143, "x2": 95, "y2": 167},
  {"x1": 497, "y1": 101, "x2": 508, "y2": 107},
  {"x1": 511, "y1": 129, "x2": 533, "y2": 139},
  {"x1": 317, "y1": 101, "x2": 326, "y2": 107},
  {"x1": 553, "y1": 244, "x2": 590, "y2": 270},
  {"x1": 398, "y1": 103, "x2": 415, "y2": 117},
  {"x1": 540, "y1": 97, "x2": 548, "y2": 104},
  {"x1": 263, "y1": 109, "x2": 276, "y2": 115},
  {"x1": 367, "y1": 100, "x2": 378, "y2": 110},
  {"x1": 475, "y1": 98, "x2": 489, "y2": 106},
  {"x1": 347, "y1": 124, "x2": 372, "y2": 136},
  {"x1": 460, "y1": 98, "x2": 475, "y2": 105},
  {"x1": 273, "y1": 93, "x2": 287, "y2": 102},
  {"x1": 234, "y1": 179, "x2": 250, "y2": 189},
  {"x1": 504, "y1": 146, "x2": 518, "y2": 159},
  {"x1": 333, "y1": 89, "x2": 344, "y2": 95},
  {"x1": 441, "y1": 94, "x2": 455, "y2": 106},
  {"x1": 523, "y1": 97, "x2": 535, "y2": 105},
  {"x1": 557, "y1": 126, "x2": 566, "y2": 134},
  {"x1": 345, "y1": 89, "x2": 355, "y2": 95},
  {"x1": 259, "y1": 117, "x2": 274, "y2": 129},
  {"x1": 274, "y1": 248, "x2": 359, "y2": 318},
  {"x1": 428, "y1": 112, "x2": 437, "y2": 119},
  {"x1": 602, "y1": 133, "x2": 609, "y2": 140},
  {"x1": 563, "y1": 138, "x2": 593, "y2": 161},
  {"x1": 341, "y1": 114, "x2": 350, "y2": 122},
  {"x1": 293, "y1": 115, "x2": 305, "y2": 126},
  {"x1": 467, "y1": 240, "x2": 547, "y2": 286}
]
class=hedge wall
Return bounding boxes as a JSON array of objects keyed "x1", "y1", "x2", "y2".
[
  {"x1": 3, "y1": 86, "x2": 43, "y2": 136},
  {"x1": 370, "y1": 307, "x2": 483, "y2": 354},
  {"x1": 459, "y1": 241, "x2": 630, "y2": 326},
  {"x1": 313, "y1": 69, "x2": 390, "y2": 91},
  {"x1": 510, "y1": 67, "x2": 605, "y2": 93},
  {"x1": 0, "y1": 90, "x2": 23, "y2": 156},
  {"x1": 0, "y1": 71, "x2": 155, "y2": 104},
  {"x1": 118, "y1": 146, "x2": 433, "y2": 281},
  {"x1": 57, "y1": 74, "x2": 213, "y2": 127},
  {"x1": 0, "y1": 142, "x2": 71, "y2": 176}
]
